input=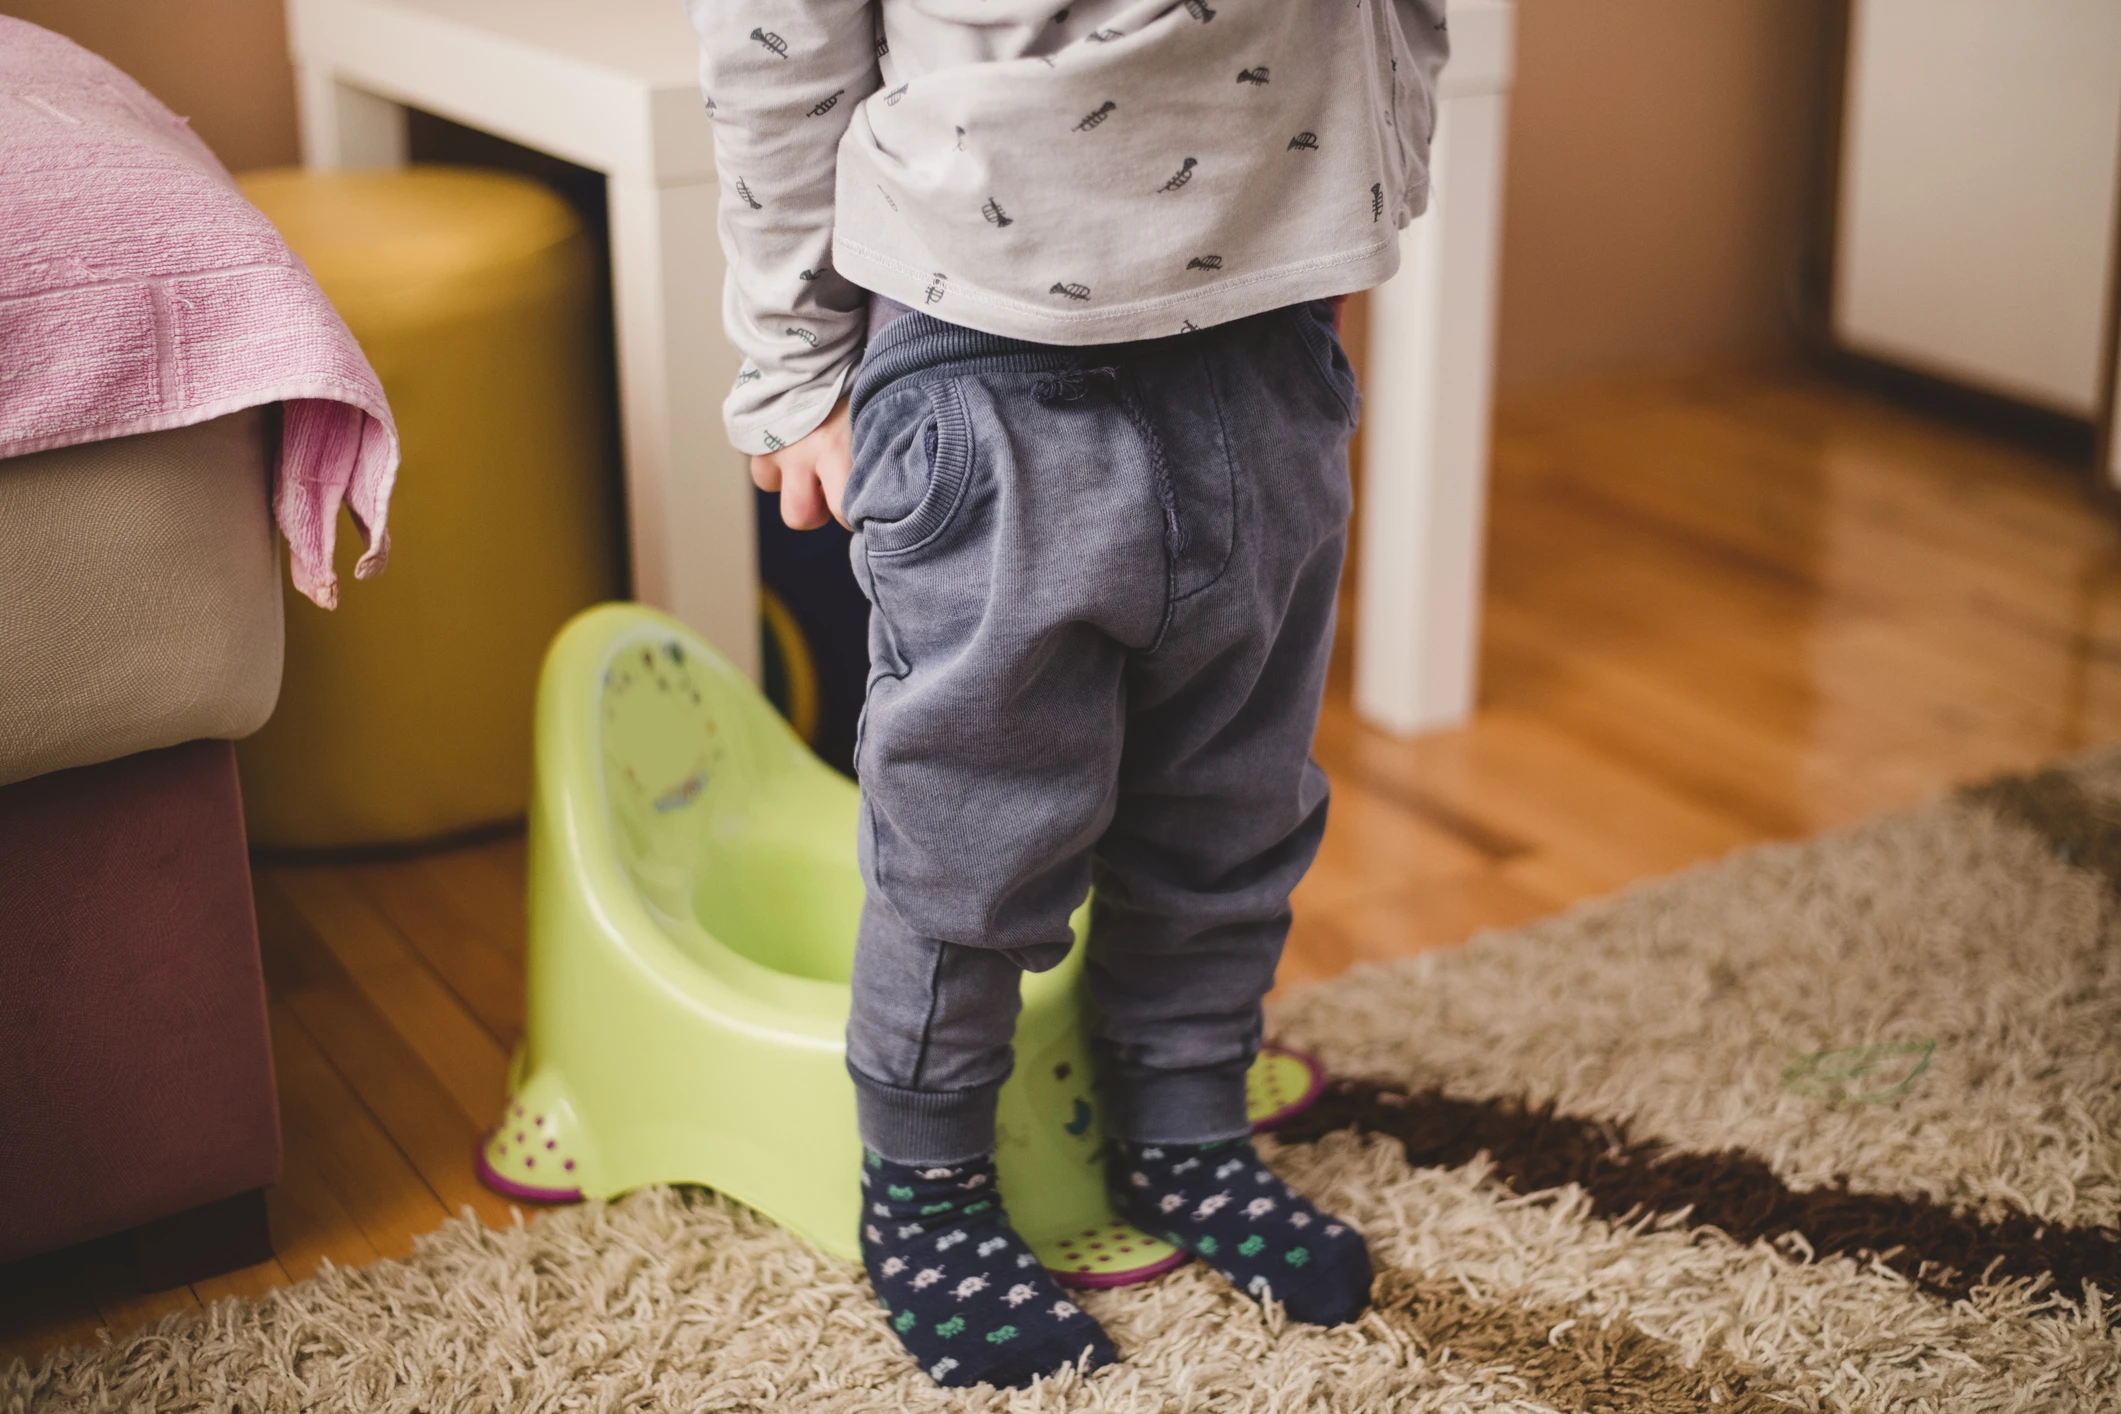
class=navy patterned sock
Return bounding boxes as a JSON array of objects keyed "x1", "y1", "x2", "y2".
[
  {"x1": 860, "y1": 1151, "x2": 1117, "y2": 1388},
  {"x1": 1110, "y1": 1138, "x2": 1373, "y2": 1325}
]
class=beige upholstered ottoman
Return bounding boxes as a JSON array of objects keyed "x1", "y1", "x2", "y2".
[{"x1": 0, "y1": 409, "x2": 284, "y2": 787}]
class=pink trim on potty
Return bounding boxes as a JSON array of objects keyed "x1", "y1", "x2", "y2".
[
  {"x1": 1053, "y1": 1248, "x2": 1188, "y2": 1290},
  {"x1": 0, "y1": 18, "x2": 398, "y2": 610},
  {"x1": 1249, "y1": 1042, "x2": 1327, "y2": 1132},
  {"x1": 475, "y1": 1136, "x2": 582, "y2": 1204},
  {"x1": 1052, "y1": 1246, "x2": 1187, "y2": 1297},
  {"x1": 1042, "y1": 1217, "x2": 1191, "y2": 1289}
]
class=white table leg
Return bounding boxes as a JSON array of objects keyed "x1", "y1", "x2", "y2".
[
  {"x1": 607, "y1": 174, "x2": 760, "y2": 679},
  {"x1": 295, "y1": 61, "x2": 407, "y2": 170},
  {"x1": 2108, "y1": 333, "x2": 2121, "y2": 491},
  {"x1": 1354, "y1": 90, "x2": 1511, "y2": 736}
]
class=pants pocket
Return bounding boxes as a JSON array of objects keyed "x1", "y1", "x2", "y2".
[
  {"x1": 849, "y1": 378, "x2": 977, "y2": 557},
  {"x1": 1287, "y1": 302, "x2": 1361, "y2": 428}
]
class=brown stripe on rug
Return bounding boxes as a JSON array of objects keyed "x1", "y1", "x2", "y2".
[
  {"x1": 1368, "y1": 1268, "x2": 1792, "y2": 1412},
  {"x1": 1962, "y1": 766, "x2": 2121, "y2": 894},
  {"x1": 1277, "y1": 1079, "x2": 2121, "y2": 1306}
]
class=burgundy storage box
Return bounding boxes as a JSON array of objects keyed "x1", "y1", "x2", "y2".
[{"x1": 0, "y1": 742, "x2": 282, "y2": 1268}]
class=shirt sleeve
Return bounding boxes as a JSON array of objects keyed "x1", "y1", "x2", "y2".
[
  {"x1": 684, "y1": 0, "x2": 882, "y2": 456},
  {"x1": 1397, "y1": 0, "x2": 1451, "y2": 108}
]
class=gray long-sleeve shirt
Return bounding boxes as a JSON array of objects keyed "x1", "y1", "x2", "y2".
[{"x1": 686, "y1": 0, "x2": 1449, "y2": 455}]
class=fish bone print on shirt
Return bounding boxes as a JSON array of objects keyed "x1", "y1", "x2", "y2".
[
  {"x1": 1156, "y1": 157, "x2": 1200, "y2": 193},
  {"x1": 687, "y1": 0, "x2": 1447, "y2": 456},
  {"x1": 1075, "y1": 100, "x2": 1118, "y2": 131}
]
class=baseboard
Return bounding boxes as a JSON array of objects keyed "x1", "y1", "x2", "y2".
[{"x1": 1810, "y1": 346, "x2": 2099, "y2": 468}]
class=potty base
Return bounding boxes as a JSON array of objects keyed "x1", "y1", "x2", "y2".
[
  {"x1": 479, "y1": 1043, "x2": 1330, "y2": 1286},
  {"x1": 1247, "y1": 1043, "x2": 1328, "y2": 1132},
  {"x1": 475, "y1": 1140, "x2": 582, "y2": 1204},
  {"x1": 1035, "y1": 1218, "x2": 1189, "y2": 1289},
  {"x1": 477, "y1": 1080, "x2": 590, "y2": 1203}
]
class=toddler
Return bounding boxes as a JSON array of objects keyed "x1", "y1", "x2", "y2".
[{"x1": 686, "y1": 0, "x2": 1448, "y2": 1388}]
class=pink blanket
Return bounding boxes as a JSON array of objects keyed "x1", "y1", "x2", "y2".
[{"x1": 0, "y1": 18, "x2": 396, "y2": 610}]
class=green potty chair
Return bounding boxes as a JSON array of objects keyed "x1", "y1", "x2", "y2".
[{"x1": 481, "y1": 602, "x2": 1324, "y2": 1286}]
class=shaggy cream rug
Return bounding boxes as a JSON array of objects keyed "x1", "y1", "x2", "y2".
[{"x1": 8, "y1": 755, "x2": 2119, "y2": 1412}]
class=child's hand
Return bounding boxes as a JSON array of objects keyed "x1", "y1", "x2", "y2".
[{"x1": 751, "y1": 398, "x2": 853, "y2": 531}]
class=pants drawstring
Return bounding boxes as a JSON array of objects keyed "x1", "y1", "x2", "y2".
[{"x1": 1034, "y1": 366, "x2": 1188, "y2": 560}]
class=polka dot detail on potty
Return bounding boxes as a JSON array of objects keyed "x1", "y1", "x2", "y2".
[{"x1": 478, "y1": 1099, "x2": 586, "y2": 1203}]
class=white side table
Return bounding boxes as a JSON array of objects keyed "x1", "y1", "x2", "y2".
[
  {"x1": 1355, "y1": 0, "x2": 1515, "y2": 735},
  {"x1": 286, "y1": 0, "x2": 758, "y2": 677},
  {"x1": 287, "y1": 0, "x2": 1514, "y2": 716}
]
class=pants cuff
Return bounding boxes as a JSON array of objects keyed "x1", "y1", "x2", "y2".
[
  {"x1": 1106, "y1": 1058, "x2": 1254, "y2": 1145},
  {"x1": 849, "y1": 1062, "x2": 1002, "y2": 1166}
]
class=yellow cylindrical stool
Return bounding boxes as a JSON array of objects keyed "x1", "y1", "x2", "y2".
[{"x1": 236, "y1": 167, "x2": 620, "y2": 849}]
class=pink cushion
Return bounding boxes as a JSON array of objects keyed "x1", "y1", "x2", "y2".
[{"x1": 0, "y1": 17, "x2": 398, "y2": 611}]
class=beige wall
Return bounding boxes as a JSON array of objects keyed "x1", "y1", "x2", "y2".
[
  {"x1": 4, "y1": 0, "x2": 1836, "y2": 392},
  {"x1": 1495, "y1": 0, "x2": 1837, "y2": 390},
  {"x1": 1, "y1": 0, "x2": 300, "y2": 172}
]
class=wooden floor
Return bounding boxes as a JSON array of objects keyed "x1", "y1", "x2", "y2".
[{"x1": 7, "y1": 366, "x2": 2118, "y2": 1364}]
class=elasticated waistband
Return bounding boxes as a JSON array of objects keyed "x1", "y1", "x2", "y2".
[
  {"x1": 850, "y1": 309, "x2": 1080, "y2": 421},
  {"x1": 850, "y1": 300, "x2": 1328, "y2": 422}
]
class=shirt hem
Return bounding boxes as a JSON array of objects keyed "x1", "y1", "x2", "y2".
[{"x1": 831, "y1": 237, "x2": 1404, "y2": 348}]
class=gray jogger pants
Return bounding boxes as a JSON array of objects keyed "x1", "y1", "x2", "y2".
[{"x1": 842, "y1": 301, "x2": 1357, "y2": 1164}]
